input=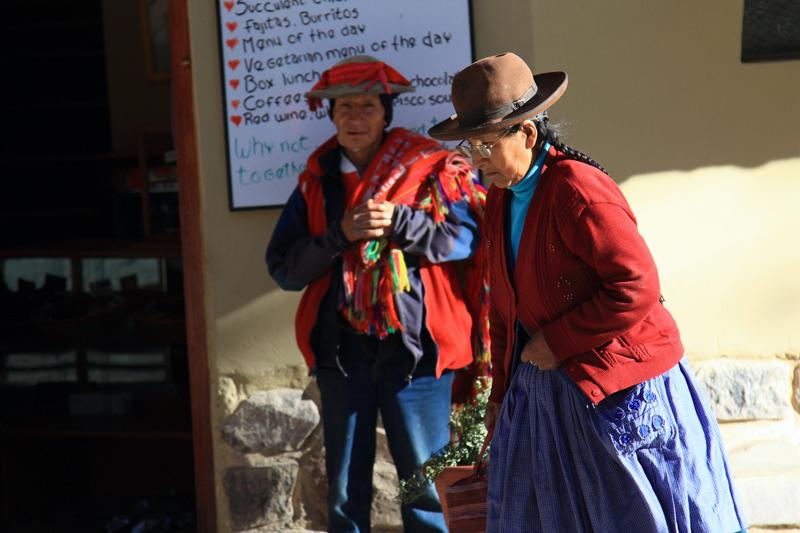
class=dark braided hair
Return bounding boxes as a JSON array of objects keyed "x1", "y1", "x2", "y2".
[{"x1": 531, "y1": 113, "x2": 607, "y2": 174}]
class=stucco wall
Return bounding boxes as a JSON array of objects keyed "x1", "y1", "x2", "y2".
[
  {"x1": 187, "y1": 2, "x2": 310, "y2": 530},
  {"x1": 476, "y1": 0, "x2": 800, "y2": 177},
  {"x1": 187, "y1": 0, "x2": 301, "y2": 379},
  {"x1": 186, "y1": 0, "x2": 799, "y2": 530},
  {"x1": 472, "y1": 0, "x2": 800, "y2": 358}
]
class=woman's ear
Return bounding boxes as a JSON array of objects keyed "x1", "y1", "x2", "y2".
[{"x1": 523, "y1": 121, "x2": 538, "y2": 150}]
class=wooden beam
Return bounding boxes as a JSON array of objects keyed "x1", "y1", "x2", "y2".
[{"x1": 167, "y1": 1, "x2": 217, "y2": 531}]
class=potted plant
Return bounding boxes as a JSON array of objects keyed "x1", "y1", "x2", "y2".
[{"x1": 399, "y1": 378, "x2": 491, "y2": 514}]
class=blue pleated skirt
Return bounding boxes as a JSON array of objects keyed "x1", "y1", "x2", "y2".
[{"x1": 486, "y1": 358, "x2": 748, "y2": 533}]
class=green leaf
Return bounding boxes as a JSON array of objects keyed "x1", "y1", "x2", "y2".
[{"x1": 398, "y1": 380, "x2": 491, "y2": 504}]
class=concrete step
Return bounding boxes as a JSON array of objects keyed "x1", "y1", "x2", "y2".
[{"x1": 721, "y1": 420, "x2": 800, "y2": 527}]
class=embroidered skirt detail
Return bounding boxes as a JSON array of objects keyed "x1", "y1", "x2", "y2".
[{"x1": 486, "y1": 358, "x2": 748, "y2": 533}]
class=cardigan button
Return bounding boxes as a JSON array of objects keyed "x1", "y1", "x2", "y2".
[{"x1": 591, "y1": 389, "x2": 600, "y2": 397}]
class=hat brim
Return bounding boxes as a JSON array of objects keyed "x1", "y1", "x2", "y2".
[
  {"x1": 428, "y1": 72, "x2": 568, "y2": 141},
  {"x1": 305, "y1": 82, "x2": 415, "y2": 100}
]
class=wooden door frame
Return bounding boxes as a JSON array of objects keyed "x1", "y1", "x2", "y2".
[{"x1": 168, "y1": 1, "x2": 217, "y2": 531}]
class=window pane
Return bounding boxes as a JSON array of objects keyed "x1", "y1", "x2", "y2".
[
  {"x1": 87, "y1": 349, "x2": 169, "y2": 383},
  {"x1": 742, "y1": 0, "x2": 800, "y2": 62},
  {"x1": 82, "y1": 258, "x2": 162, "y2": 292},
  {"x1": 4, "y1": 351, "x2": 76, "y2": 369},
  {"x1": 1, "y1": 351, "x2": 78, "y2": 385},
  {"x1": 87, "y1": 349, "x2": 166, "y2": 366},
  {"x1": 2, "y1": 258, "x2": 72, "y2": 292},
  {"x1": 4, "y1": 368, "x2": 78, "y2": 385},
  {"x1": 88, "y1": 368, "x2": 167, "y2": 383}
]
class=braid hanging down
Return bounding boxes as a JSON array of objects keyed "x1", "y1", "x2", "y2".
[
  {"x1": 533, "y1": 114, "x2": 607, "y2": 175},
  {"x1": 531, "y1": 115, "x2": 665, "y2": 305}
]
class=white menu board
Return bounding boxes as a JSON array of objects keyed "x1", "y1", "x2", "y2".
[{"x1": 216, "y1": 0, "x2": 474, "y2": 209}]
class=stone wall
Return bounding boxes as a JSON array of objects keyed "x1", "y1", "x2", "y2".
[
  {"x1": 694, "y1": 356, "x2": 800, "y2": 529},
  {"x1": 216, "y1": 356, "x2": 800, "y2": 531},
  {"x1": 216, "y1": 375, "x2": 403, "y2": 532}
]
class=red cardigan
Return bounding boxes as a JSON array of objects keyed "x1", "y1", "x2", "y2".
[{"x1": 486, "y1": 145, "x2": 684, "y2": 405}]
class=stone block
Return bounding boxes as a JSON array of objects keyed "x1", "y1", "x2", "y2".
[
  {"x1": 737, "y1": 474, "x2": 800, "y2": 526},
  {"x1": 295, "y1": 428, "x2": 328, "y2": 530},
  {"x1": 718, "y1": 419, "x2": 797, "y2": 449},
  {"x1": 720, "y1": 419, "x2": 800, "y2": 529},
  {"x1": 794, "y1": 364, "x2": 800, "y2": 412},
  {"x1": 725, "y1": 431, "x2": 800, "y2": 477},
  {"x1": 302, "y1": 380, "x2": 321, "y2": 411},
  {"x1": 218, "y1": 376, "x2": 242, "y2": 418},
  {"x1": 695, "y1": 359, "x2": 790, "y2": 420},
  {"x1": 223, "y1": 388, "x2": 320, "y2": 455},
  {"x1": 375, "y1": 423, "x2": 393, "y2": 464},
  {"x1": 223, "y1": 459, "x2": 299, "y2": 531},
  {"x1": 371, "y1": 460, "x2": 402, "y2": 528}
]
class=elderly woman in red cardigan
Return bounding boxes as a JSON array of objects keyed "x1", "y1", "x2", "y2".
[{"x1": 429, "y1": 52, "x2": 748, "y2": 533}]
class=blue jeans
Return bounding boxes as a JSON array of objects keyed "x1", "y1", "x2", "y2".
[{"x1": 316, "y1": 331, "x2": 452, "y2": 533}]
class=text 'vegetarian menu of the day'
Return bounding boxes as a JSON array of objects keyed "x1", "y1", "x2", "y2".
[{"x1": 218, "y1": 0, "x2": 472, "y2": 209}]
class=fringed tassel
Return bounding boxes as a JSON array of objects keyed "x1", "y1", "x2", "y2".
[
  {"x1": 390, "y1": 249, "x2": 410, "y2": 293},
  {"x1": 371, "y1": 268, "x2": 380, "y2": 306},
  {"x1": 478, "y1": 278, "x2": 491, "y2": 363},
  {"x1": 340, "y1": 245, "x2": 410, "y2": 339},
  {"x1": 428, "y1": 176, "x2": 449, "y2": 224},
  {"x1": 464, "y1": 176, "x2": 486, "y2": 215},
  {"x1": 361, "y1": 238, "x2": 386, "y2": 268},
  {"x1": 419, "y1": 153, "x2": 485, "y2": 225},
  {"x1": 342, "y1": 257, "x2": 355, "y2": 301},
  {"x1": 381, "y1": 261, "x2": 402, "y2": 334}
]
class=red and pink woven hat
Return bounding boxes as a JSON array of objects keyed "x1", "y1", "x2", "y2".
[{"x1": 305, "y1": 55, "x2": 414, "y2": 111}]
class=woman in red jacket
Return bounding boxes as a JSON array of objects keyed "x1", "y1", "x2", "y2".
[{"x1": 429, "y1": 52, "x2": 748, "y2": 533}]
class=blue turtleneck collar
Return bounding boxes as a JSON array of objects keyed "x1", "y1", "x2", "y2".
[{"x1": 508, "y1": 142, "x2": 550, "y2": 262}]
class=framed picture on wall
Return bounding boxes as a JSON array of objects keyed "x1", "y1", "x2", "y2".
[{"x1": 139, "y1": 0, "x2": 171, "y2": 81}]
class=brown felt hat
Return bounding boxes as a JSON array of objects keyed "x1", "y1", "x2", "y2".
[{"x1": 428, "y1": 52, "x2": 567, "y2": 140}]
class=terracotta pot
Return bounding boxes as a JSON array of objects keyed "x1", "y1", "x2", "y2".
[{"x1": 433, "y1": 465, "x2": 476, "y2": 520}]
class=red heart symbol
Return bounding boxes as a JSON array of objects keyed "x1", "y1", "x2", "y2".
[
  {"x1": 223, "y1": 1, "x2": 234, "y2": 12},
  {"x1": 228, "y1": 59, "x2": 240, "y2": 71},
  {"x1": 226, "y1": 38, "x2": 238, "y2": 50},
  {"x1": 226, "y1": 21, "x2": 237, "y2": 32},
  {"x1": 231, "y1": 99, "x2": 240, "y2": 109},
  {"x1": 231, "y1": 115, "x2": 242, "y2": 127},
  {"x1": 229, "y1": 79, "x2": 239, "y2": 89}
]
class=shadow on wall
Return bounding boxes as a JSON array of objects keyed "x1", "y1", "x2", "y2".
[
  {"x1": 548, "y1": 67, "x2": 800, "y2": 183},
  {"x1": 470, "y1": 0, "x2": 800, "y2": 183}
]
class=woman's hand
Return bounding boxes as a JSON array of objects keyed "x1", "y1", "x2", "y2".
[
  {"x1": 520, "y1": 331, "x2": 559, "y2": 370},
  {"x1": 484, "y1": 400, "x2": 501, "y2": 433},
  {"x1": 340, "y1": 199, "x2": 395, "y2": 242}
]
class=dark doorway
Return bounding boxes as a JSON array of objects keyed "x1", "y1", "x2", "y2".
[{"x1": 0, "y1": 1, "x2": 200, "y2": 531}]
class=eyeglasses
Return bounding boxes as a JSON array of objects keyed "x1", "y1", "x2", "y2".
[{"x1": 456, "y1": 126, "x2": 519, "y2": 159}]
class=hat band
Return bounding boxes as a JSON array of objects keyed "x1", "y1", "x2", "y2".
[
  {"x1": 305, "y1": 60, "x2": 412, "y2": 112},
  {"x1": 457, "y1": 84, "x2": 537, "y2": 129}
]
